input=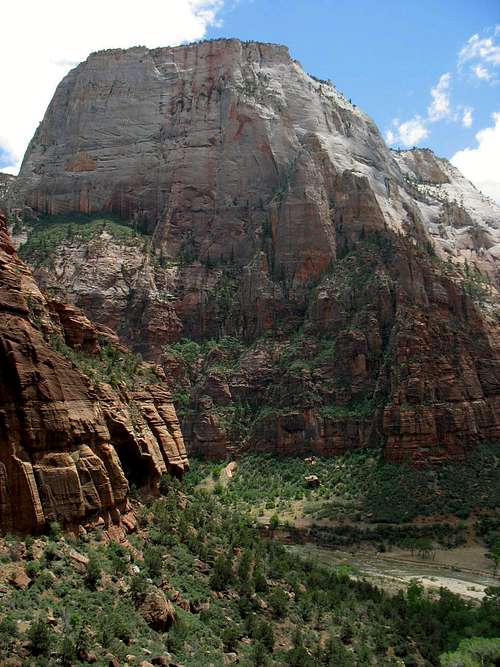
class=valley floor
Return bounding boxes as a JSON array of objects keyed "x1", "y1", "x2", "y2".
[
  {"x1": 192, "y1": 450, "x2": 500, "y2": 604},
  {"x1": 286, "y1": 543, "x2": 498, "y2": 601},
  {"x1": 0, "y1": 449, "x2": 499, "y2": 666}
]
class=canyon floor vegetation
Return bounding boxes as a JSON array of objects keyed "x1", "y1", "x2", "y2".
[{"x1": 1, "y1": 449, "x2": 499, "y2": 666}]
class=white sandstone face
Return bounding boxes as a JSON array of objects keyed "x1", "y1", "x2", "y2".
[
  {"x1": 392, "y1": 149, "x2": 500, "y2": 282},
  {"x1": 14, "y1": 39, "x2": 500, "y2": 302}
]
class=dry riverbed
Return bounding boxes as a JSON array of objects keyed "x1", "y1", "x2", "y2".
[{"x1": 286, "y1": 542, "x2": 499, "y2": 601}]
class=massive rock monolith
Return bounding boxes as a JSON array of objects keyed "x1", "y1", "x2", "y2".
[{"x1": 13, "y1": 40, "x2": 500, "y2": 464}]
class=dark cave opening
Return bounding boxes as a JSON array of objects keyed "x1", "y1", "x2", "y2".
[
  {"x1": 116, "y1": 440, "x2": 153, "y2": 489},
  {"x1": 107, "y1": 420, "x2": 156, "y2": 490}
]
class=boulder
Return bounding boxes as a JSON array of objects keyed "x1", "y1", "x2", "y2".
[{"x1": 139, "y1": 588, "x2": 176, "y2": 632}]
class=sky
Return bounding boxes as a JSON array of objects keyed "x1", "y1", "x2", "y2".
[{"x1": 1, "y1": 0, "x2": 499, "y2": 202}]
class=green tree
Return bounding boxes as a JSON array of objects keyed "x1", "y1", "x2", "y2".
[
  {"x1": 486, "y1": 540, "x2": 500, "y2": 575},
  {"x1": 222, "y1": 624, "x2": 240, "y2": 651},
  {"x1": 144, "y1": 545, "x2": 163, "y2": 577},
  {"x1": 27, "y1": 619, "x2": 53, "y2": 656},
  {"x1": 60, "y1": 634, "x2": 77, "y2": 666},
  {"x1": 268, "y1": 588, "x2": 289, "y2": 618},
  {"x1": 0, "y1": 616, "x2": 17, "y2": 653},
  {"x1": 253, "y1": 567, "x2": 268, "y2": 593},
  {"x1": 210, "y1": 555, "x2": 234, "y2": 591},
  {"x1": 250, "y1": 640, "x2": 270, "y2": 666},
  {"x1": 253, "y1": 620, "x2": 274, "y2": 652},
  {"x1": 85, "y1": 554, "x2": 101, "y2": 590},
  {"x1": 415, "y1": 537, "x2": 434, "y2": 560},
  {"x1": 440, "y1": 637, "x2": 500, "y2": 666},
  {"x1": 238, "y1": 549, "x2": 253, "y2": 581}
]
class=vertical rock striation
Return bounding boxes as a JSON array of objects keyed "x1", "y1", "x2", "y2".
[
  {"x1": 12, "y1": 39, "x2": 500, "y2": 464},
  {"x1": 0, "y1": 213, "x2": 187, "y2": 533}
]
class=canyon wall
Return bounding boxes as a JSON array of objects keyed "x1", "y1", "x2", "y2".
[
  {"x1": 12, "y1": 39, "x2": 500, "y2": 464},
  {"x1": 0, "y1": 213, "x2": 187, "y2": 533}
]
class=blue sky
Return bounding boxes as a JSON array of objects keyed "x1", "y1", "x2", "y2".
[{"x1": 1, "y1": 0, "x2": 499, "y2": 201}]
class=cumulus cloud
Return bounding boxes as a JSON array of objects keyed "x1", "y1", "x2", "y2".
[
  {"x1": 385, "y1": 129, "x2": 395, "y2": 144},
  {"x1": 462, "y1": 107, "x2": 473, "y2": 128},
  {"x1": 385, "y1": 25, "x2": 499, "y2": 161},
  {"x1": 0, "y1": 0, "x2": 224, "y2": 174},
  {"x1": 458, "y1": 29, "x2": 500, "y2": 67},
  {"x1": 428, "y1": 73, "x2": 452, "y2": 121},
  {"x1": 473, "y1": 64, "x2": 492, "y2": 81},
  {"x1": 458, "y1": 26, "x2": 500, "y2": 85},
  {"x1": 386, "y1": 71, "x2": 453, "y2": 148},
  {"x1": 386, "y1": 116, "x2": 428, "y2": 147},
  {"x1": 451, "y1": 112, "x2": 500, "y2": 205}
]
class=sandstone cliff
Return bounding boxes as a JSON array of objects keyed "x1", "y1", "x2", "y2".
[
  {"x1": 0, "y1": 172, "x2": 16, "y2": 214},
  {"x1": 12, "y1": 39, "x2": 500, "y2": 464},
  {"x1": 0, "y1": 213, "x2": 187, "y2": 533}
]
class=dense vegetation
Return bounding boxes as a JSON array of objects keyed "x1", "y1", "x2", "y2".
[
  {"x1": 49, "y1": 334, "x2": 160, "y2": 389},
  {"x1": 187, "y1": 445, "x2": 500, "y2": 526},
  {"x1": 17, "y1": 212, "x2": 148, "y2": 267},
  {"x1": 0, "y1": 466, "x2": 499, "y2": 666},
  {"x1": 164, "y1": 330, "x2": 378, "y2": 446}
]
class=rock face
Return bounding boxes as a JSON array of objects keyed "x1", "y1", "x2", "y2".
[
  {"x1": 393, "y1": 149, "x2": 500, "y2": 286},
  {"x1": 0, "y1": 173, "x2": 16, "y2": 205},
  {"x1": 138, "y1": 587, "x2": 176, "y2": 631},
  {"x1": 13, "y1": 39, "x2": 500, "y2": 464},
  {"x1": 0, "y1": 212, "x2": 187, "y2": 533}
]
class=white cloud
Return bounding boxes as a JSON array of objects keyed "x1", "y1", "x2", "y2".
[
  {"x1": 386, "y1": 71, "x2": 454, "y2": 147},
  {"x1": 0, "y1": 0, "x2": 224, "y2": 174},
  {"x1": 385, "y1": 129, "x2": 395, "y2": 144},
  {"x1": 462, "y1": 107, "x2": 473, "y2": 128},
  {"x1": 458, "y1": 30, "x2": 500, "y2": 67},
  {"x1": 387, "y1": 27, "x2": 500, "y2": 150},
  {"x1": 473, "y1": 64, "x2": 492, "y2": 81},
  {"x1": 458, "y1": 27, "x2": 500, "y2": 85},
  {"x1": 386, "y1": 116, "x2": 428, "y2": 147},
  {"x1": 397, "y1": 117, "x2": 429, "y2": 145},
  {"x1": 451, "y1": 112, "x2": 500, "y2": 204},
  {"x1": 428, "y1": 72, "x2": 451, "y2": 121}
]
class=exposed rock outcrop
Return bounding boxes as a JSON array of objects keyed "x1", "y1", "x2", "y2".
[
  {"x1": 138, "y1": 588, "x2": 176, "y2": 631},
  {"x1": 0, "y1": 212, "x2": 187, "y2": 533},
  {"x1": 393, "y1": 149, "x2": 500, "y2": 286},
  {"x1": 12, "y1": 39, "x2": 500, "y2": 464},
  {"x1": 0, "y1": 173, "x2": 16, "y2": 208}
]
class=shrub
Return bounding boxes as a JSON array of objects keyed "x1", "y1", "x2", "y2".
[
  {"x1": 99, "y1": 604, "x2": 134, "y2": 647},
  {"x1": 210, "y1": 555, "x2": 235, "y2": 591},
  {"x1": 237, "y1": 549, "x2": 253, "y2": 581},
  {"x1": 60, "y1": 634, "x2": 77, "y2": 666},
  {"x1": 0, "y1": 616, "x2": 17, "y2": 649},
  {"x1": 222, "y1": 624, "x2": 240, "y2": 651},
  {"x1": 250, "y1": 640, "x2": 271, "y2": 666},
  {"x1": 253, "y1": 620, "x2": 274, "y2": 651},
  {"x1": 49, "y1": 520, "x2": 62, "y2": 538},
  {"x1": 130, "y1": 574, "x2": 148, "y2": 603},
  {"x1": 253, "y1": 568, "x2": 268, "y2": 593},
  {"x1": 44, "y1": 541, "x2": 59, "y2": 561},
  {"x1": 440, "y1": 637, "x2": 500, "y2": 666},
  {"x1": 27, "y1": 619, "x2": 53, "y2": 656},
  {"x1": 107, "y1": 542, "x2": 129, "y2": 576},
  {"x1": 144, "y1": 545, "x2": 163, "y2": 578},
  {"x1": 287, "y1": 645, "x2": 316, "y2": 667},
  {"x1": 25, "y1": 560, "x2": 42, "y2": 578},
  {"x1": 268, "y1": 588, "x2": 289, "y2": 618},
  {"x1": 85, "y1": 554, "x2": 101, "y2": 589}
]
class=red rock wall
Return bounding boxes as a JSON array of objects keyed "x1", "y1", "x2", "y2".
[
  {"x1": 0, "y1": 213, "x2": 188, "y2": 533},
  {"x1": 12, "y1": 40, "x2": 500, "y2": 465}
]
